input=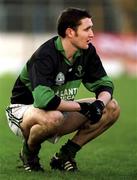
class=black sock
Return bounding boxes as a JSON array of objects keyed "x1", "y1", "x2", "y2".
[
  {"x1": 23, "y1": 140, "x2": 41, "y2": 157},
  {"x1": 58, "y1": 140, "x2": 81, "y2": 159}
]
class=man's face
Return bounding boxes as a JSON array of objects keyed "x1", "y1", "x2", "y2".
[{"x1": 71, "y1": 18, "x2": 94, "y2": 49}]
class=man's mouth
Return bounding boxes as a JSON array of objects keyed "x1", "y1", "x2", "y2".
[{"x1": 87, "y1": 39, "x2": 92, "y2": 44}]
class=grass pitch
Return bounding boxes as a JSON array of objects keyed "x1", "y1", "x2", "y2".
[{"x1": 0, "y1": 73, "x2": 137, "y2": 180}]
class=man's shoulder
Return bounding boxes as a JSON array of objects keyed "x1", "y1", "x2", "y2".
[
  {"x1": 37, "y1": 36, "x2": 58, "y2": 54},
  {"x1": 28, "y1": 36, "x2": 58, "y2": 64}
]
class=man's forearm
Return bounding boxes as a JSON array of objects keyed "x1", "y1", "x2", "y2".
[{"x1": 57, "y1": 99, "x2": 81, "y2": 112}]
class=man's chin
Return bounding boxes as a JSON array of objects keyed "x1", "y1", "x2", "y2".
[
  {"x1": 83, "y1": 45, "x2": 89, "y2": 49},
  {"x1": 77, "y1": 44, "x2": 89, "y2": 50}
]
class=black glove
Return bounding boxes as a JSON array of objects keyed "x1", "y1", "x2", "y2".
[{"x1": 78, "y1": 100, "x2": 105, "y2": 123}]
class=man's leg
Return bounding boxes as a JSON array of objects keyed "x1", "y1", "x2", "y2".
[
  {"x1": 71, "y1": 99, "x2": 120, "y2": 146},
  {"x1": 19, "y1": 107, "x2": 64, "y2": 171},
  {"x1": 50, "y1": 99, "x2": 120, "y2": 171}
]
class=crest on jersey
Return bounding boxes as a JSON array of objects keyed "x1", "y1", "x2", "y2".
[
  {"x1": 55, "y1": 72, "x2": 65, "y2": 85},
  {"x1": 75, "y1": 65, "x2": 85, "y2": 77}
]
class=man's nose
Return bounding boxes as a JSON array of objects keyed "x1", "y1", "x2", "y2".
[{"x1": 89, "y1": 30, "x2": 94, "y2": 37}]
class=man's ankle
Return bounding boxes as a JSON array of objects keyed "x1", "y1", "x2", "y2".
[
  {"x1": 22, "y1": 140, "x2": 41, "y2": 157},
  {"x1": 58, "y1": 139, "x2": 81, "y2": 159}
]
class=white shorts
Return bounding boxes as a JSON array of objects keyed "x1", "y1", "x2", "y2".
[
  {"x1": 6, "y1": 104, "x2": 31, "y2": 137},
  {"x1": 6, "y1": 104, "x2": 67, "y2": 143}
]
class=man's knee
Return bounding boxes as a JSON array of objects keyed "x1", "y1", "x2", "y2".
[
  {"x1": 105, "y1": 99, "x2": 120, "y2": 123},
  {"x1": 79, "y1": 99, "x2": 120, "y2": 133},
  {"x1": 45, "y1": 111, "x2": 64, "y2": 127}
]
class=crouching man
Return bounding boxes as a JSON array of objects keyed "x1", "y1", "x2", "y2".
[{"x1": 6, "y1": 7, "x2": 120, "y2": 172}]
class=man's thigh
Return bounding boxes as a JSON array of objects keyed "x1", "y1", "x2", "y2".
[
  {"x1": 20, "y1": 106, "x2": 63, "y2": 131},
  {"x1": 57, "y1": 98, "x2": 119, "y2": 136},
  {"x1": 57, "y1": 111, "x2": 87, "y2": 136},
  {"x1": 57, "y1": 97, "x2": 96, "y2": 136}
]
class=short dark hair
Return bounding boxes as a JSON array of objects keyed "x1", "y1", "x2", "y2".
[{"x1": 57, "y1": 7, "x2": 91, "y2": 38}]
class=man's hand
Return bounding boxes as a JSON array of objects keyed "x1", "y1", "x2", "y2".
[{"x1": 78, "y1": 100, "x2": 105, "y2": 123}]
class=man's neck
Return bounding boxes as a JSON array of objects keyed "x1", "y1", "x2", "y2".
[{"x1": 61, "y1": 38, "x2": 77, "y2": 61}]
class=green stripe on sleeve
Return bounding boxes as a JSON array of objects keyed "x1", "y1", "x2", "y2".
[
  {"x1": 84, "y1": 76, "x2": 114, "y2": 92},
  {"x1": 20, "y1": 64, "x2": 32, "y2": 91},
  {"x1": 32, "y1": 85, "x2": 55, "y2": 108}
]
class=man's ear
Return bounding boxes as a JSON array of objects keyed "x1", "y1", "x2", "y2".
[{"x1": 65, "y1": 28, "x2": 75, "y2": 38}]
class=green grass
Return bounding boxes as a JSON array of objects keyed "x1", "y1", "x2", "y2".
[{"x1": 0, "y1": 73, "x2": 137, "y2": 180}]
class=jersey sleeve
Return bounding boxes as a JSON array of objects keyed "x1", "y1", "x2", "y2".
[
  {"x1": 82, "y1": 45, "x2": 114, "y2": 98},
  {"x1": 27, "y1": 50, "x2": 61, "y2": 110}
]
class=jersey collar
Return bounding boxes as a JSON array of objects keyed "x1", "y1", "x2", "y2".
[{"x1": 55, "y1": 36, "x2": 82, "y2": 62}]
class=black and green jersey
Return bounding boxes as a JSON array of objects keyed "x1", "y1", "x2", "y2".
[{"x1": 11, "y1": 36, "x2": 114, "y2": 110}]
